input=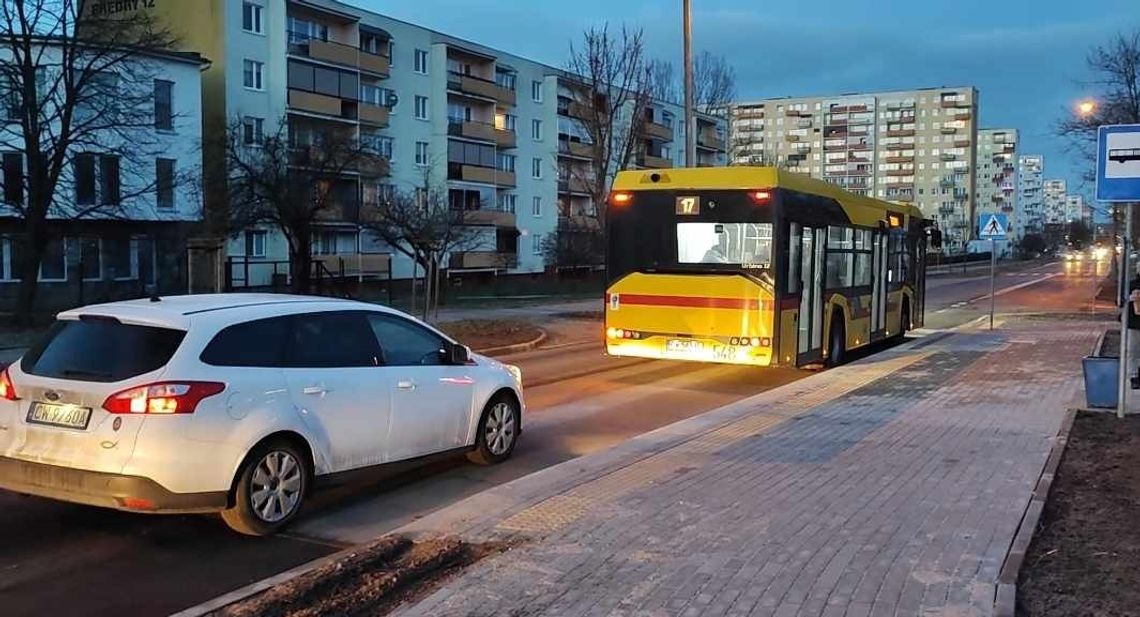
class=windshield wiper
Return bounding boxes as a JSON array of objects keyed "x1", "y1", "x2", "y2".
[{"x1": 60, "y1": 368, "x2": 113, "y2": 379}]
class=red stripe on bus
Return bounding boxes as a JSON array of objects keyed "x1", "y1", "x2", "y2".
[{"x1": 610, "y1": 294, "x2": 767, "y2": 310}]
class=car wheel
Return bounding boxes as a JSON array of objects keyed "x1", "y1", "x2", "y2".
[
  {"x1": 467, "y1": 395, "x2": 520, "y2": 466},
  {"x1": 221, "y1": 440, "x2": 309, "y2": 536},
  {"x1": 827, "y1": 318, "x2": 846, "y2": 367}
]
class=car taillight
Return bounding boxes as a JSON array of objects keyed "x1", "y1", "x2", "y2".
[
  {"x1": 102, "y1": 382, "x2": 225, "y2": 415},
  {"x1": 0, "y1": 367, "x2": 18, "y2": 401}
]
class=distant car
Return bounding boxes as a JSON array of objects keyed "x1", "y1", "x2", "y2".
[{"x1": 0, "y1": 294, "x2": 524, "y2": 535}]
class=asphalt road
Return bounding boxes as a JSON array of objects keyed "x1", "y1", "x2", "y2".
[{"x1": 0, "y1": 259, "x2": 1088, "y2": 617}]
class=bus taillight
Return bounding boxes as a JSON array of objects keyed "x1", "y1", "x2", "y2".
[
  {"x1": 748, "y1": 190, "x2": 772, "y2": 205},
  {"x1": 610, "y1": 191, "x2": 634, "y2": 206}
]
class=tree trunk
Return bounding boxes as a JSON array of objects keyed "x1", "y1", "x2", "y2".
[
  {"x1": 290, "y1": 227, "x2": 314, "y2": 295},
  {"x1": 12, "y1": 218, "x2": 48, "y2": 327}
]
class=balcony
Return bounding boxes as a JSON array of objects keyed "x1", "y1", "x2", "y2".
[
  {"x1": 360, "y1": 50, "x2": 390, "y2": 76},
  {"x1": 940, "y1": 98, "x2": 969, "y2": 108},
  {"x1": 447, "y1": 71, "x2": 516, "y2": 105},
  {"x1": 940, "y1": 127, "x2": 958, "y2": 135},
  {"x1": 449, "y1": 164, "x2": 516, "y2": 187},
  {"x1": 461, "y1": 208, "x2": 517, "y2": 228},
  {"x1": 886, "y1": 129, "x2": 915, "y2": 137},
  {"x1": 559, "y1": 140, "x2": 594, "y2": 159},
  {"x1": 698, "y1": 130, "x2": 726, "y2": 151},
  {"x1": 639, "y1": 154, "x2": 673, "y2": 169},
  {"x1": 885, "y1": 169, "x2": 913, "y2": 177},
  {"x1": 785, "y1": 109, "x2": 811, "y2": 118},
  {"x1": 644, "y1": 119, "x2": 674, "y2": 142},
  {"x1": 735, "y1": 108, "x2": 765, "y2": 119},
  {"x1": 953, "y1": 111, "x2": 971, "y2": 121},
  {"x1": 885, "y1": 142, "x2": 911, "y2": 151},
  {"x1": 885, "y1": 155, "x2": 913, "y2": 163},
  {"x1": 955, "y1": 139, "x2": 971, "y2": 148},
  {"x1": 785, "y1": 134, "x2": 803, "y2": 143},
  {"x1": 886, "y1": 101, "x2": 916, "y2": 111},
  {"x1": 448, "y1": 119, "x2": 499, "y2": 143},
  {"x1": 558, "y1": 100, "x2": 591, "y2": 120},
  {"x1": 450, "y1": 251, "x2": 517, "y2": 270},
  {"x1": 558, "y1": 176, "x2": 592, "y2": 195},
  {"x1": 357, "y1": 154, "x2": 390, "y2": 177},
  {"x1": 288, "y1": 89, "x2": 346, "y2": 118},
  {"x1": 848, "y1": 142, "x2": 871, "y2": 151},
  {"x1": 940, "y1": 153, "x2": 958, "y2": 161},
  {"x1": 359, "y1": 103, "x2": 389, "y2": 127}
]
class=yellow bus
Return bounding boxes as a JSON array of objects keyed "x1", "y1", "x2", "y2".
[{"x1": 603, "y1": 167, "x2": 940, "y2": 367}]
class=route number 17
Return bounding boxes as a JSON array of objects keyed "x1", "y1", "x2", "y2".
[{"x1": 676, "y1": 196, "x2": 700, "y2": 215}]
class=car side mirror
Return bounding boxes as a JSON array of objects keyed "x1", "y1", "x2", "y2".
[{"x1": 443, "y1": 342, "x2": 470, "y2": 365}]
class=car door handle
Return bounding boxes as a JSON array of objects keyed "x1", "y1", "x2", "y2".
[
  {"x1": 397, "y1": 380, "x2": 416, "y2": 391},
  {"x1": 302, "y1": 386, "x2": 328, "y2": 396}
]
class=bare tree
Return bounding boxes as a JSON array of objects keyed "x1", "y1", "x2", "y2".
[
  {"x1": 360, "y1": 172, "x2": 480, "y2": 320},
  {"x1": 223, "y1": 117, "x2": 381, "y2": 294},
  {"x1": 1056, "y1": 30, "x2": 1140, "y2": 261},
  {"x1": 565, "y1": 24, "x2": 653, "y2": 230},
  {"x1": 543, "y1": 217, "x2": 603, "y2": 272},
  {"x1": 647, "y1": 58, "x2": 678, "y2": 104},
  {"x1": 0, "y1": 0, "x2": 181, "y2": 324},
  {"x1": 693, "y1": 51, "x2": 736, "y2": 115}
]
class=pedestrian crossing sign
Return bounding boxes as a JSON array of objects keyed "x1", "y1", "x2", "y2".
[{"x1": 978, "y1": 214, "x2": 1008, "y2": 240}]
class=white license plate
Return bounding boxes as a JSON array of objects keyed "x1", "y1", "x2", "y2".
[
  {"x1": 27, "y1": 402, "x2": 93, "y2": 430},
  {"x1": 667, "y1": 339, "x2": 704, "y2": 353}
]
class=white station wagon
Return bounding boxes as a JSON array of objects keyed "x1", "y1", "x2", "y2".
[{"x1": 0, "y1": 294, "x2": 524, "y2": 535}]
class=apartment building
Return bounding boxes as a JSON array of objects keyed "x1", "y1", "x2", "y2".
[
  {"x1": 1065, "y1": 194, "x2": 1090, "y2": 224},
  {"x1": 0, "y1": 42, "x2": 205, "y2": 308},
  {"x1": 150, "y1": 0, "x2": 726, "y2": 288},
  {"x1": 974, "y1": 129, "x2": 1018, "y2": 251},
  {"x1": 1017, "y1": 155, "x2": 1045, "y2": 236},
  {"x1": 727, "y1": 87, "x2": 979, "y2": 252},
  {"x1": 1043, "y1": 179, "x2": 1068, "y2": 224}
]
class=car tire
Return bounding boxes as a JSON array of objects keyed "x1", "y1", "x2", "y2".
[
  {"x1": 827, "y1": 317, "x2": 846, "y2": 367},
  {"x1": 221, "y1": 440, "x2": 310, "y2": 536},
  {"x1": 467, "y1": 395, "x2": 521, "y2": 466}
]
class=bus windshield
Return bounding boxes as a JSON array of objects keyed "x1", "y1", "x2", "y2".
[{"x1": 677, "y1": 222, "x2": 773, "y2": 268}]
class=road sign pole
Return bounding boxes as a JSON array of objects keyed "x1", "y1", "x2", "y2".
[
  {"x1": 1119, "y1": 202, "x2": 1134, "y2": 419},
  {"x1": 990, "y1": 238, "x2": 996, "y2": 331}
]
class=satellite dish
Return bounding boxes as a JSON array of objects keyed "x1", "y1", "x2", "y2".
[{"x1": 385, "y1": 92, "x2": 399, "y2": 109}]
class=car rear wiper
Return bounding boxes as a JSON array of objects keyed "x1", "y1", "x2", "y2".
[{"x1": 61, "y1": 368, "x2": 113, "y2": 379}]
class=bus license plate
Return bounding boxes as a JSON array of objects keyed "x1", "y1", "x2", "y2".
[
  {"x1": 667, "y1": 339, "x2": 704, "y2": 354},
  {"x1": 27, "y1": 402, "x2": 92, "y2": 430}
]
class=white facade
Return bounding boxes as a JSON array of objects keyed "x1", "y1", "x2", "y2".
[
  {"x1": 1017, "y1": 155, "x2": 1044, "y2": 235},
  {"x1": 1043, "y1": 179, "x2": 1068, "y2": 224},
  {"x1": 727, "y1": 87, "x2": 979, "y2": 252},
  {"x1": 974, "y1": 129, "x2": 1018, "y2": 251},
  {"x1": 0, "y1": 43, "x2": 204, "y2": 289}
]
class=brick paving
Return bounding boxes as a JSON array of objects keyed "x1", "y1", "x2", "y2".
[{"x1": 392, "y1": 317, "x2": 1097, "y2": 617}]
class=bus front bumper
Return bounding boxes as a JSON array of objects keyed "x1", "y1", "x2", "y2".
[{"x1": 606, "y1": 337, "x2": 774, "y2": 367}]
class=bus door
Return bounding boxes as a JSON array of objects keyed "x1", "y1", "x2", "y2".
[
  {"x1": 871, "y1": 230, "x2": 888, "y2": 336},
  {"x1": 915, "y1": 237, "x2": 927, "y2": 326},
  {"x1": 797, "y1": 226, "x2": 826, "y2": 364}
]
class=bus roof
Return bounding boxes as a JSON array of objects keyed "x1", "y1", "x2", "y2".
[{"x1": 612, "y1": 166, "x2": 926, "y2": 223}]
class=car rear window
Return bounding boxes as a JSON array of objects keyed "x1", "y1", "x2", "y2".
[{"x1": 21, "y1": 318, "x2": 186, "y2": 382}]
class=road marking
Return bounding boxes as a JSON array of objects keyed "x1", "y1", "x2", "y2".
[{"x1": 970, "y1": 273, "x2": 1061, "y2": 303}]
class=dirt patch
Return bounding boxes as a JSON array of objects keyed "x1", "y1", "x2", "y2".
[
  {"x1": 437, "y1": 319, "x2": 543, "y2": 352},
  {"x1": 1018, "y1": 411, "x2": 1140, "y2": 616},
  {"x1": 218, "y1": 536, "x2": 510, "y2": 617}
]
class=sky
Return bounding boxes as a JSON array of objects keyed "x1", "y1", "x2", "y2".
[{"x1": 348, "y1": 0, "x2": 1139, "y2": 201}]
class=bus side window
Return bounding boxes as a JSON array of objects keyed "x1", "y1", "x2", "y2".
[{"x1": 787, "y1": 223, "x2": 802, "y2": 294}]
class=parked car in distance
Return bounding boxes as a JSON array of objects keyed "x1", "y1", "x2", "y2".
[{"x1": 0, "y1": 294, "x2": 524, "y2": 535}]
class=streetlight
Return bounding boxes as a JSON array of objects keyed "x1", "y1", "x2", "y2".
[
  {"x1": 683, "y1": 0, "x2": 695, "y2": 168},
  {"x1": 1078, "y1": 99, "x2": 1097, "y2": 118}
]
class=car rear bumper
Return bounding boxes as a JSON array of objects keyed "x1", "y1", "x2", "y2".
[{"x1": 0, "y1": 455, "x2": 228, "y2": 514}]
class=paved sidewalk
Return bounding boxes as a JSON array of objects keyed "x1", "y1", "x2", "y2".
[{"x1": 391, "y1": 315, "x2": 1097, "y2": 617}]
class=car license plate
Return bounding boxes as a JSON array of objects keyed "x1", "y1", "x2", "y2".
[
  {"x1": 27, "y1": 402, "x2": 93, "y2": 430},
  {"x1": 667, "y1": 339, "x2": 704, "y2": 354}
]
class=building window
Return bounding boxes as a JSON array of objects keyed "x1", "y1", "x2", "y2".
[
  {"x1": 243, "y1": 59, "x2": 264, "y2": 90},
  {"x1": 532, "y1": 119, "x2": 543, "y2": 141},
  {"x1": 415, "y1": 141, "x2": 429, "y2": 166},
  {"x1": 414, "y1": 95, "x2": 429, "y2": 120},
  {"x1": 39, "y1": 236, "x2": 66, "y2": 282},
  {"x1": 498, "y1": 193, "x2": 516, "y2": 213},
  {"x1": 75, "y1": 153, "x2": 96, "y2": 205},
  {"x1": 497, "y1": 153, "x2": 516, "y2": 173},
  {"x1": 532, "y1": 196, "x2": 542, "y2": 217},
  {"x1": 3, "y1": 152, "x2": 22, "y2": 205},
  {"x1": 414, "y1": 49, "x2": 429, "y2": 74},
  {"x1": 532, "y1": 158, "x2": 542, "y2": 179},
  {"x1": 156, "y1": 158, "x2": 175, "y2": 209},
  {"x1": 100, "y1": 155, "x2": 120, "y2": 205},
  {"x1": 245, "y1": 230, "x2": 267, "y2": 258},
  {"x1": 105, "y1": 237, "x2": 135, "y2": 280},
  {"x1": 242, "y1": 116, "x2": 264, "y2": 145},
  {"x1": 531, "y1": 80, "x2": 543, "y2": 102},
  {"x1": 78, "y1": 237, "x2": 101, "y2": 281},
  {"x1": 153, "y1": 79, "x2": 173, "y2": 130},
  {"x1": 533, "y1": 233, "x2": 544, "y2": 256},
  {"x1": 242, "y1": 2, "x2": 263, "y2": 34}
]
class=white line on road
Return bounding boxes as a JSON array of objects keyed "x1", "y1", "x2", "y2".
[{"x1": 970, "y1": 273, "x2": 1061, "y2": 303}]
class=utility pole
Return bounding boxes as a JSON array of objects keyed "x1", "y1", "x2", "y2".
[{"x1": 683, "y1": 0, "x2": 695, "y2": 168}]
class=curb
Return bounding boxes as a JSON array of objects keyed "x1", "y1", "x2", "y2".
[
  {"x1": 993, "y1": 407, "x2": 1078, "y2": 617},
  {"x1": 474, "y1": 329, "x2": 547, "y2": 356},
  {"x1": 175, "y1": 328, "x2": 953, "y2": 617}
]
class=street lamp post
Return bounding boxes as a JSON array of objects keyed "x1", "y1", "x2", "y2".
[{"x1": 683, "y1": 0, "x2": 695, "y2": 168}]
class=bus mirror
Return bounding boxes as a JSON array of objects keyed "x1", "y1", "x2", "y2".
[{"x1": 928, "y1": 228, "x2": 943, "y2": 250}]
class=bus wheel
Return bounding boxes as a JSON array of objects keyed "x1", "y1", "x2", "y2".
[{"x1": 827, "y1": 318, "x2": 846, "y2": 367}]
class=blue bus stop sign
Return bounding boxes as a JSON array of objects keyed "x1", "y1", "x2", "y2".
[{"x1": 1097, "y1": 124, "x2": 1140, "y2": 202}]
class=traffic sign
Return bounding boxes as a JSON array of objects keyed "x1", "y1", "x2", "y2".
[
  {"x1": 978, "y1": 213, "x2": 1008, "y2": 240},
  {"x1": 1096, "y1": 124, "x2": 1140, "y2": 202}
]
